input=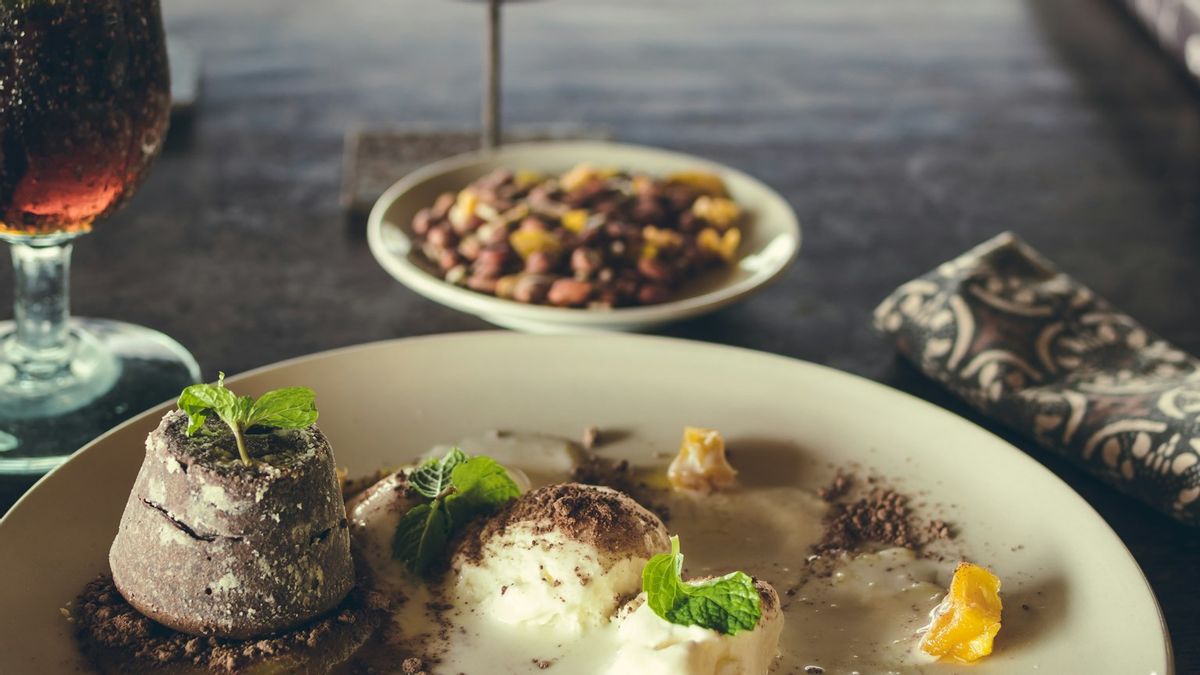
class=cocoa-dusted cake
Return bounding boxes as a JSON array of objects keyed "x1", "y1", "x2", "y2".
[{"x1": 108, "y1": 407, "x2": 354, "y2": 639}]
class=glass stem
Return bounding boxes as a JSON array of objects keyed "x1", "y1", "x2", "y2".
[{"x1": 8, "y1": 240, "x2": 73, "y2": 379}]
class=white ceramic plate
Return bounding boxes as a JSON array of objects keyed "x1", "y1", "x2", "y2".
[
  {"x1": 0, "y1": 333, "x2": 1172, "y2": 674},
  {"x1": 367, "y1": 141, "x2": 800, "y2": 333}
]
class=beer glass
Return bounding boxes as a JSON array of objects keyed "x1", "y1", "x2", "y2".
[{"x1": 0, "y1": 0, "x2": 199, "y2": 472}]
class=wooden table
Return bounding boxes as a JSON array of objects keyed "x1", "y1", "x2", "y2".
[{"x1": 2, "y1": 0, "x2": 1197, "y2": 668}]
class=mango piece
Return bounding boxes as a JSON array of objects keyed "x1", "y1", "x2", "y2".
[
  {"x1": 642, "y1": 225, "x2": 684, "y2": 249},
  {"x1": 919, "y1": 562, "x2": 1003, "y2": 663},
  {"x1": 641, "y1": 242, "x2": 659, "y2": 260},
  {"x1": 691, "y1": 195, "x2": 742, "y2": 229},
  {"x1": 697, "y1": 227, "x2": 741, "y2": 263},
  {"x1": 667, "y1": 427, "x2": 737, "y2": 493},
  {"x1": 515, "y1": 169, "x2": 544, "y2": 189},
  {"x1": 509, "y1": 229, "x2": 562, "y2": 259},
  {"x1": 561, "y1": 209, "x2": 589, "y2": 233},
  {"x1": 448, "y1": 189, "x2": 480, "y2": 229},
  {"x1": 556, "y1": 164, "x2": 598, "y2": 191},
  {"x1": 666, "y1": 170, "x2": 729, "y2": 197}
]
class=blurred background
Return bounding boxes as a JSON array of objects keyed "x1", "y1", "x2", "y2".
[{"x1": 8, "y1": 0, "x2": 1181, "y2": 378}]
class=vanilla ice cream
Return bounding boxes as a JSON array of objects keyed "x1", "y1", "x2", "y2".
[
  {"x1": 450, "y1": 483, "x2": 670, "y2": 634},
  {"x1": 607, "y1": 579, "x2": 783, "y2": 675}
]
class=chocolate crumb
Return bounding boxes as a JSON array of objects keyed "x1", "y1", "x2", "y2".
[
  {"x1": 570, "y1": 456, "x2": 670, "y2": 523},
  {"x1": 533, "y1": 657, "x2": 555, "y2": 669},
  {"x1": 813, "y1": 472, "x2": 954, "y2": 558},
  {"x1": 402, "y1": 656, "x2": 427, "y2": 674},
  {"x1": 72, "y1": 576, "x2": 378, "y2": 673}
]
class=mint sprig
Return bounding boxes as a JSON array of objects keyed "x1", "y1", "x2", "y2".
[
  {"x1": 177, "y1": 373, "x2": 318, "y2": 466},
  {"x1": 392, "y1": 448, "x2": 521, "y2": 576},
  {"x1": 642, "y1": 535, "x2": 762, "y2": 635}
]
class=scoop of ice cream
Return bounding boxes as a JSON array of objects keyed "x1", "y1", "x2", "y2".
[
  {"x1": 607, "y1": 579, "x2": 783, "y2": 675},
  {"x1": 449, "y1": 483, "x2": 670, "y2": 634}
]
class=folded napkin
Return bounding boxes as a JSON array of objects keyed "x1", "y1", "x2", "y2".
[{"x1": 875, "y1": 232, "x2": 1200, "y2": 526}]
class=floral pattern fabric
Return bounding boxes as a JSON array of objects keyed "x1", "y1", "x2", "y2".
[{"x1": 875, "y1": 232, "x2": 1200, "y2": 526}]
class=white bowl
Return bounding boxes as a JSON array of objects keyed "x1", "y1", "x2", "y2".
[{"x1": 367, "y1": 141, "x2": 800, "y2": 333}]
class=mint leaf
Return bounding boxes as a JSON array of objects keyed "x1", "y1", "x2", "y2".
[
  {"x1": 175, "y1": 374, "x2": 320, "y2": 466},
  {"x1": 444, "y1": 456, "x2": 522, "y2": 522},
  {"x1": 178, "y1": 373, "x2": 238, "y2": 436},
  {"x1": 246, "y1": 387, "x2": 319, "y2": 430},
  {"x1": 392, "y1": 501, "x2": 451, "y2": 575},
  {"x1": 643, "y1": 536, "x2": 761, "y2": 635},
  {"x1": 409, "y1": 448, "x2": 468, "y2": 499},
  {"x1": 392, "y1": 451, "x2": 521, "y2": 578}
]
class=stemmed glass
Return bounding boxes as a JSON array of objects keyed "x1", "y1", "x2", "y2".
[{"x1": 0, "y1": 0, "x2": 199, "y2": 473}]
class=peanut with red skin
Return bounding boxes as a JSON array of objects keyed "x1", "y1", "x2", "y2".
[
  {"x1": 438, "y1": 250, "x2": 462, "y2": 272},
  {"x1": 637, "y1": 257, "x2": 673, "y2": 284},
  {"x1": 412, "y1": 208, "x2": 434, "y2": 236},
  {"x1": 525, "y1": 251, "x2": 556, "y2": 275},
  {"x1": 431, "y1": 192, "x2": 456, "y2": 219},
  {"x1": 426, "y1": 223, "x2": 458, "y2": 250},
  {"x1": 518, "y1": 216, "x2": 549, "y2": 232},
  {"x1": 547, "y1": 278, "x2": 593, "y2": 307},
  {"x1": 466, "y1": 275, "x2": 498, "y2": 294},
  {"x1": 513, "y1": 275, "x2": 551, "y2": 304},
  {"x1": 637, "y1": 283, "x2": 670, "y2": 305},
  {"x1": 473, "y1": 247, "x2": 510, "y2": 279},
  {"x1": 571, "y1": 248, "x2": 603, "y2": 278}
]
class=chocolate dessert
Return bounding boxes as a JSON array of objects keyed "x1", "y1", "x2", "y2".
[{"x1": 109, "y1": 408, "x2": 353, "y2": 639}]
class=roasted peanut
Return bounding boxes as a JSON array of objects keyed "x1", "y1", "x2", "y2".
[
  {"x1": 637, "y1": 283, "x2": 670, "y2": 305},
  {"x1": 513, "y1": 274, "x2": 551, "y2": 304},
  {"x1": 571, "y1": 247, "x2": 603, "y2": 278},
  {"x1": 431, "y1": 192, "x2": 456, "y2": 220},
  {"x1": 473, "y1": 247, "x2": 511, "y2": 279},
  {"x1": 466, "y1": 275, "x2": 498, "y2": 293},
  {"x1": 412, "y1": 207, "x2": 434, "y2": 236},
  {"x1": 637, "y1": 257, "x2": 673, "y2": 284},
  {"x1": 426, "y1": 223, "x2": 458, "y2": 250},
  {"x1": 547, "y1": 278, "x2": 593, "y2": 307},
  {"x1": 525, "y1": 250, "x2": 556, "y2": 275}
]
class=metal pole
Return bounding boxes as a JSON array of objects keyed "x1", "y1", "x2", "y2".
[{"x1": 483, "y1": 0, "x2": 501, "y2": 149}]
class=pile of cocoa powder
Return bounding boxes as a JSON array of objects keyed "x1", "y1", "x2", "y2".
[
  {"x1": 71, "y1": 576, "x2": 382, "y2": 673},
  {"x1": 813, "y1": 472, "x2": 953, "y2": 558}
]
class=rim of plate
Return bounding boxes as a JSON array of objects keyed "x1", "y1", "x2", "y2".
[
  {"x1": 366, "y1": 141, "x2": 801, "y2": 329},
  {"x1": 0, "y1": 332, "x2": 1173, "y2": 673}
]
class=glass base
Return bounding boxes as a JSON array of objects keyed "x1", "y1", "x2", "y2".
[{"x1": 0, "y1": 318, "x2": 200, "y2": 475}]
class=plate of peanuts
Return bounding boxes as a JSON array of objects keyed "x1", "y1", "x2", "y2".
[{"x1": 367, "y1": 141, "x2": 799, "y2": 332}]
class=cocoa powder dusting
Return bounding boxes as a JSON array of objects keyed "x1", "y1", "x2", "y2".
[
  {"x1": 814, "y1": 473, "x2": 953, "y2": 557},
  {"x1": 458, "y1": 483, "x2": 666, "y2": 566}
]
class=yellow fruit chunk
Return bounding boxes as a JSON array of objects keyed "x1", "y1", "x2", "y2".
[
  {"x1": 691, "y1": 195, "x2": 742, "y2": 229},
  {"x1": 514, "y1": 169, "x2": 544, "y2": 189},
  {"x1": 509, "y1": 228, "x2": 562, "y2": 259},
  {"x1": 448, "y1": 189, "x2": 480, "y2": 229},
  {"x1": 697, "y1": 227, "x2": 741, "y2": 263},
  {"x1": 666, "y1": 170, "x2": 729, "y2": 197},
  {"x1": 642, "y1": 225, "x2": 684, "y2": 249},
  {"x1": 919, "y1": 562, "x2": 1003, "y2": 663},
  {"x1": 667, "y1": 427, "x2": 737, "y2": 493},
  {"x1": 559, "y1": 163, "x2": 613, "y2": 192},
  {"x1": 561, "y1": 209, "x2": 589, "y2": 233}
]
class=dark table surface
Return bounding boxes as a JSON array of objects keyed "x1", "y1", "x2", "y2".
[{"x1": 3, "y1": 0, "x2": 1198, "y2": 669}]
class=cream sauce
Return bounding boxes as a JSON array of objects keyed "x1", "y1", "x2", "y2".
[{"x1": 351, "y1": 433, "x2": 955, "y2": 674}]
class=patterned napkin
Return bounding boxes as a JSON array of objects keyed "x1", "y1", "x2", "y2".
[{"x1": 875, "y1": 232, "x2": 1200, "y2": 526}]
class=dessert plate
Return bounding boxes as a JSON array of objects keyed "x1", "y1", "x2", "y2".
[
  {"x1": 366, "y1": 141, "x2": 800, "y2": 333},
  {"x1": 0, "y1": 333, "x2": 1172, "y2": 674}
]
